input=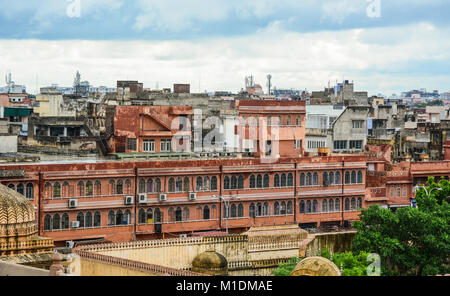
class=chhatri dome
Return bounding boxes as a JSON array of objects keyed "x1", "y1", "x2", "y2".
[
  {"x1": 0, "y1": 184, "x2": 53, "y2": 257},
  {"x1": 191, "y1": 250, "x2": 228, "y2": 275}
]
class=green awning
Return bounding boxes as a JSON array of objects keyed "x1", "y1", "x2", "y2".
[{"x1": 3, "y1": 107, "x2": 32, "y2": 117}]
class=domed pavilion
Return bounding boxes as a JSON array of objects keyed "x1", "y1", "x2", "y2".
[{"x1": 0, "y1": 184, "x2": 53, "y2": 257}]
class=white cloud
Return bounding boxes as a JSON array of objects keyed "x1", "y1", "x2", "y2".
[{"x1": 0, "y1": 21, "x2": 449, "y2": 95}]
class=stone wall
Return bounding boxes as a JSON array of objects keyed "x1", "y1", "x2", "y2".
[{"x1": 299, "y1": 231, "x2": 356, "y2": 257}]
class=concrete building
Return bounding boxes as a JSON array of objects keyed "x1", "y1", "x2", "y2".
[
  {"x1": 305, "y1": 105, "x2": 345, "y2": 153},
  {"x1": 329, "y1": 106, "x2": 370, "y2": 153}
]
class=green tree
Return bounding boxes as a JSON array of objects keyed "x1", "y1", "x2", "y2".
[
  {"x1": 271, "y1": 257, "x2": 300, "y2": 276},
  {"x1": 352, "y1": 177, "x2": 450, "y2": 276}
]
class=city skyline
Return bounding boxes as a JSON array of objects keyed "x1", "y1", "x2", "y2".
[{"x1": 0, "y1": 0, "x2": 449, "y2": 96}]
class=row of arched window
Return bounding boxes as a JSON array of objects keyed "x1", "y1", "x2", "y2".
[
  {"x1": 43, "y1": 179, "x2": 133, "y2": 198},
  {"x1": 6, "y1": 183, "x2": 34, "y2": 199},
  {"x1": 248, "y1": 201, "x2": 293, "y2": 217},
  {"x1": 44, "y1": 211, "x2": 102, "y2": 231},
  {"x1": 138, "y1": 205, "x2": 214, "y2": 224},
  {"x1": 224, "y1": 173, "x2": 295, "y2": 190},
  {"x1": 299, "y1": 197, "x2": 363, "y2": 214},
  {"x1": 299, "y1": 171, "x2": 363, "y2": 187},
  {"x1": 107, "y1": 210, "x2": 132, "y2": 226}
]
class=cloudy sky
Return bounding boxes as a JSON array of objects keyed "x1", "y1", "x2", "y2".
[{"x1": 0, "y1": 0, "x2": 449, "y2": 95}]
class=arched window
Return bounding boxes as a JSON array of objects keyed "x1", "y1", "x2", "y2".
[
  {"x1": 296, "y1": 115, "x2": 301, "y2": 126},
  {"x1": 168, "y1": 177, "x2": 175, "y2": 192},
  {"x1": 116, "y1": 179, "x2": 123, "y2": 194},
  {"x1": 26, "y1": 183, "x2": 34, "y2": 199},
  {"x1": 306, "y1": 200, "x2": 312, "y2": 213},
  {"x1": 313, "y1": 173, "x2": 318, "y2": 185},
  {"x1": 85, "y1": 181, "x2": 93, "y2": 196},
  {"x1": 323, "y1": 172, "x2": 328, "y2": 186},
  {"x1": 138, "y1": 209, "x2": 146, "y2": 224},
  {"x1": 77, "y1": 181, "x2": 84, "y2": 196},
  {"x1": 125, "y1": 179, "x2": 132, "y2": 194},
  {"x1": 53, "y1": 214, "x2": 61, "y2": 230},
  {"x1": 238, "y1": 204, "x2": 244, "y2": 217},
  {"x1": 249, "y1": 203, "x2": 256, "y2": 217},
  {"x1": 281, "y1": 201, "x2": 287, "y2": 215},
  {"x1": 256, "y1": 202, "x2": 262, "y2": 216},
  {"x1": 154, "y1": 208, "x2": 162, "y2": 223},
  {"x1": 274, "y1": 202, "x2": 280, "y2": 215},
  {"x1": 8, "y1": 183, "x2": 15, "y2": 190},
  {"x1": 287, "y1": 201, "x2": 293, "y2": 214},
  {"x1": 108, "y1": 210, "x2": 115, "y2": 225},
  {"x1": 168, "y1": 207, "x2": 174, "y2": 221},
  {"x1": 183, "y1": 207, "x2": 190, "y2": 221},
  {"x1": 147, "y1": 178, "x2": 154, "y2": 193},
  {"x1": 281, "y1": 174, "x2": 286, "y2": 187},
  {"x1": 345, "y1": 172, "x2": 350, "y2": 184},
  {"x1": 351, "y1": 171, "x2": 356, "y2": 184},
  {"x1": 357, "y1": 171, "x2": 363, "y2": 184},
  {"x1": 175, "y1": 177, "x2": 183, "y2": 192},
  {"x1": 299, "y1": 200, "x2": 305, "y2": 213},
  {"x1": 147, "y1": 208, "x2": 153, "y2": 223},
  {"x1": 287, "y1": 173, "x2": 293, "y2": 187},
  {"x1": 17, "y1": 183, "x2": 24, "y2": 195},
  {"x1": 322, "y1": 199, "x2": 328, "y2": 212},
  {"x1": 62, "y1": 213, "x2": 69, "y2": 229},
  {"x1": 155, "y1": 178, "x2": 161, "y2": 193},
  {"x1": 203, "y1": 205, "x2": 210, "y2": 220},
  {"x1": 335, "y1": 171, "x2": 341, "y2": 184},
  {"x1": 344, "y1": 198, "x2": 350, "y2": 211},
  {"x1": 223, "y1": 176, "x2": 230, "y2": 190},
  {"x1": 116, "y1": 210, "x2": 124, "y2": 225},
  {"x1": 329, "y1": 172, "x2": 334, "y2": 185},
  {"x1": 231, "y1": 175, "x2": 237, "y2": 189},
  {"x1": 263, "y1": 174, "x2": 270, "y2": 188},
  {"x1": 94, "y1": 211, "x2": 101, "y2": 227},
  {"x1": 204, "y1": 176, "x2": 210, "y2": 191},
  {"x1": 94, "y1": 180, "x2": 101, "y2": 196},
  {"x1": 300, "y1": 173, "x2": 305, "y2": 186},
  {"x1": 196, "y1": 176, "x2": 203, "y2": 191},
  {"x1": 175, "y1": 207, "x2": 182, "y2": 222},
  {"x1": 263, "y1": 202, "x2": 269, "y2": 216},
  {"x1": 44, "y1": 214, "x2": 52, "y2": 231},
  {"x1": 274, "y1": 174, "x2": 280, "y2": 187},
  {"x1": 211, "y1": 176, "x2": 218, "y2": 190},
  {"x1": 249, "y1": 175, "x2": 256, "y2": 188},
  {"x1": 286, "y1": 115, "x2": 291, "y2": 125},
  {"x1": 230, "y1": 203, "x2": 237, "y2": 218},
  {"x1": 306, "y1": 173, "x2": 312, "y2": 186},
  {"x1": 256, "y1": 174, "x2": 262, "y2": 188},
  {"x1": 85, "y1": 212, "x2": 93, "y2": 227},
  {"x1": 109, "y1": 180, "x2": 115, "y2": 195},
  {"x1": 61, "y1": 182, "x2": 69, "y2": 197},
  {"x1": 139, "y1": 179, "x2": 145, "y2": 193},
  {"x1": 397, "y1": 186, "x2": 401, "y2": 197},
  {"x1": 238, "y1": 175, "x2": 244, "y2": 189},
  {"x1": 351, "y1": 197, "x2": 356, "y2": 210},
  {"x1": 335, "y1": 198, "x2": 340, "y2": 212},
  {"x1": 124, "y1": 210, "x2": 131, "y2": 224},
  {"x1": 312, "y1": 200, "x2": 318, "y2": 213},
  {"x1": 77, "y1": 212, "x2": 85, "y2": 228},
  {"x1": 53, "y1": 182, "x2": 61, "y2": 198},
  {"x1": 357, "y1": 197, "x2": 362, "y2": 209},
  {"x1": 184, "y1": 177, "x2": 190, "y2": 192},
  {"x1": 329, "y1": 199, "x2": 334, "y2": 212}
]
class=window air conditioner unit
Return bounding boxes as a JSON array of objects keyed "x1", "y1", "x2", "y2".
[
  {"x1": 188, "y1": 192, "x2": 197, "y2": 201},
  {"x1": 138, "y1": 193, "x2": 147, "y2": 204},
  {"x1": 68, "y1": 199, "x2": 78, "y2": 208},
  {"x1": 66, "y1": 241, "x2": 75, "y2": 248},
  {"x1": 158, "y1": 193, "x2": 167, "y2": 202},
  {"x1": 125, "y1": 196, "x2": 134, "y2": 205},
  {"x1": 71, "y1": 221, "x2": 80, "y2": 228}
]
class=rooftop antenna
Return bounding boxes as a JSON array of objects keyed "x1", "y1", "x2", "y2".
[{"x1": 266, "y1": 74, "x2": 272, "y2": 95}]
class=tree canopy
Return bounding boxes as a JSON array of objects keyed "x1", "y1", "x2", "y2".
[{"x1": 352, "y1": 177, "x2": 450, "y2": 276}]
